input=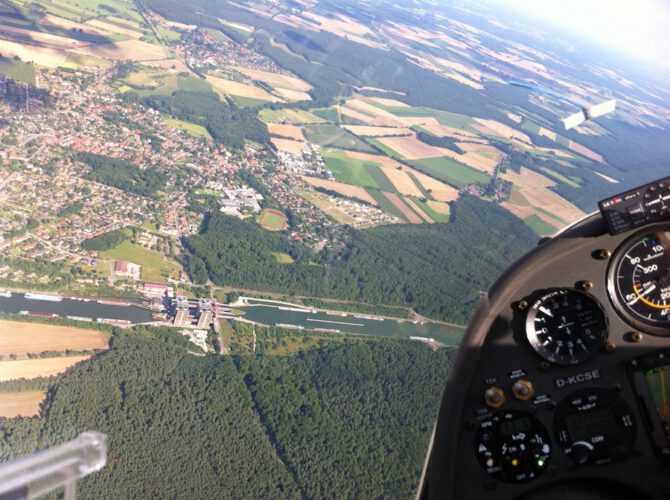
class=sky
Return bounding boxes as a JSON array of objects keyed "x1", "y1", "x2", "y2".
[{"x1": 491, "y1": 0, "x2": 670, "y2": 70}]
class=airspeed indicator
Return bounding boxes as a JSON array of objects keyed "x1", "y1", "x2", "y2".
[
  {"x1": 525, "y1": 290, "x2": 608, "y2": 365},
  {"x1": 608, "y1": 228, "x2": 670, "y2": 333}
]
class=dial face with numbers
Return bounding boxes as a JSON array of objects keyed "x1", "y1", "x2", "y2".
[
  {"x1": 525, "y1": 289, "x2": 608, "y2": 365},
  {"x1": 609, "y1": 229, "x2": 670, "y2": 333}
]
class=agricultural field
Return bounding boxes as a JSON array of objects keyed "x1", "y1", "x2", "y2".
[
  {"x1": 409, "y1": 157, "x2": 491, "y2": 188},
  {"x1": 267, "y1": 123, "x2": 305, "y2": 141},
  {"x1": 164, "y1": 117, "x2": 213, "y2": 140},
  {"x1": 100, "y1": 241, "x2": 183, "y2": 282},
  {"x1": 0, "y1": 355, "x2": 91, "y2": 381},
  {"x1": 0, "y1": 390, "x2": 46, "y2": 417},
  {"x1": 258, "y1": 209, "x2": 289, "y2": 231},
  {"x1": 304, "y1": 124, "x2": 376, "y2": 152},
  {"x1": 0, "y1": 56, "x2": 35, "y2": 84},
  {"x1": 271, "y1": 137, "x2": 310, "y2": 155},
  {"x1": 321, "y1": 149, "x2": 383, "y2": 189},
  {"x1": 206, "y1": 75, "x2": 276, "y2": 102},
  {"x1": 259, "y1": 108, "x2": 326, "y2": 124},
  {"x1": 295, "y1": 188, "x2": 355, "y2": 225},
  {"x1": 301, "y1": 176, "x2": 378, "y2": 205},
  {"x1": 0, "y1": 320, "x2": 109, "y2": 357}
]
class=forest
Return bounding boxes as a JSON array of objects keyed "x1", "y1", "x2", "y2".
[
  {"x1": 0, "y1": 325, "x2": 455, "y2": 498},
  {"x1": 184, "y1": 195, "x2": 536, "y2": 323},
  {"x1": 81, "y1": 229, "x2": 127, "y2": 251},
  {"x1": 124, "y1": 90, "x2": 270, "y2": 149},
  {"x1": 77, "y1": 153, "x2": 167, "y2": 199}
]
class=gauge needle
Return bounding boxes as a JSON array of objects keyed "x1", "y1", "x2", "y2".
[
  {"x1": 628, "y1": 283, "x2": 656, "y2": 305},
  {"x1": 539, "y1": 306, "x2": 553, "y2": 317}
]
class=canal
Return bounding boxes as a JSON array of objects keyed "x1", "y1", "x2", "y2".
[
  {"x1": 236, "y1": 299, "x2": 465, "y2": 345},
  {"x1": 0, "y1": 292, "x2": 154, "y2": 324}
]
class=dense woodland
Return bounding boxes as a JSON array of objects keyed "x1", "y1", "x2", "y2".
[
  {"x1": 123, "y1": 90, "x2": 270, "y2": 149},
  {"x1": 184, "y1": 195, "x2": 536, "y2": 323},
  {"x1": 0, "y1": 326, "x2": 454, "y2": 498},
  {"x1": 81, "y1": 229, "x2": 127, "y2": 251},
  {"x1": 78, "y1": 152, "x2": 167, "y2": 199}
]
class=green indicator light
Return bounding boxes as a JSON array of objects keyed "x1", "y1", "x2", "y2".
[{"x1": 537, "y1": 459, "x2": 545, "y2": 467}]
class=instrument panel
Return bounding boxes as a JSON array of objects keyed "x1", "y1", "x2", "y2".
[{"x1": 420, "y1": 177, "x2": 670, "y2": 500}]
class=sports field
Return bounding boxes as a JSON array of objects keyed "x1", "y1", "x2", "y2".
[
  {"x1": 258, "y1": 209, "x2": 288, "y2": 231},
  {"x1": 0, "y1": 320, "x2": 109, "y2": 357}
]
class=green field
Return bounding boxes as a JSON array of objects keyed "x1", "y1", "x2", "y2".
[
  {"x1": 539, "y1": 167, "x2": 581, "y2": 187},
  {"x1": 373, "y1": 103, "x2": 474, "y2": 129},
  {"x1": 258, "y1": 209, "x2": 288, "y2": 231},
  {"x1": 229, "y1": 95, "x2": 268, "y2": 108},
  {"x1": 304, "y1": 124, "x2": 376, "y2": 152},
  {"x1": 271, "y1": 252, "x2": 295, "y2": 264},
  {"x1": 100, "y1": 241, "x2": 182, "y2": 282},
  {"x1": 366, "y1": 164, "x2": 396, "y2": 192},
  {"x1": 524, "y1": 215, "x2": 559, "y2": 236},
  {"x1": 366, "y1": 138, "x2": 399, "y2": 159},
  {"x1": 164, "y1": 117, "x2": 212, "y2": 140},
  {"x1": 413, "y1": 199, "x2": 450, "y2": 223},
  {"x1": 321, "y1": 150, "x2": 382, "y2": 189},
  {"x1": 0, "y1": 57, "x2": 36, "y2": 85},
  {"x1": 367, "y1": 190, "x2": 408, "y2": 222},
  {"x1": 521, "y1": 120, "x2": 541, "y2": 134},
  {"x1": 312, "y1": 107, "x2": 339, "y2": 123},
  {"x1": 409, "y1": 157, "x2": 491, "y2": 188}
]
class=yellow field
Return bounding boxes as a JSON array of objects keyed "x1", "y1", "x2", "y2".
[
  {"x1": 427, "y1": 200, "x2": 451, "y2": 214},
  {"x1": 503, "y1": 167, "x2": 556, "y2": 188},
  {"x1": 267, "y1": 123, "x2": 305, "y2": 140},
  {"x1": 0, "y1": 320, "x2": 108, "y2": 357},
  {"x1": 234, "y1": 66, "x2": 312, "y2": 92},
  {"x1": 368, "y1": 97, "x2": 409, "y2": 107},
  {"x1": 377, "y1": 135, "x2": 448, "y2": 159},
  {"x1": 380, "y1": 166, "x2": 424, "y2": 197},
  {"x1": 569, "y1": 141, "x2": 604, "y2": 162},
  {"x1": 472, "y1": 118, "x2": 532, "y2": 144},
  {"x1": 0, "y1": 390, "x2": 45, "y2": 417},
  {"x1": 206, "y1": 75, "x2": 276, "y2": 101},
  {"x1": 0, "y1": 356, "x2": 91, "y2": 381},
  {"x1": 0, "y1": 40, "x2": 68, "y2": 67},
  {"x1": 85, "y1": 19, "x2": 144, "y2": 38},
  {"x1": 343, "y1": 150, "x2": 404, "y2": 169},
  {"x1": 409, "y1": 170, "x2": 460, "y2": 202},
  {"x1": 0, "y1": 23, "x2": 86, "y2": 49},
  {"x1": 343, "y1": 125, "x2": 413, "y2": 137},
  {"x1": 538, "y1": 127, "x2": 557, "y2": 141},
  {"x1": 271, "y1": 137, "x2": 310, "y2": 155},
  {"x1": 301, "y1": 176, "x2": 378, "y2": 205},
  {"x1": 384, "y1": 192, "x2": 422, "y2": 224},
  {"x1": 42, "y1": 14, "x2": 111, "y2": 37},
  {"x1": 73, "y1": 40, "x2": 166, "y2": 61},
  {"x1": 272, "y1": 87, "x2": 311, "y2": 102}
]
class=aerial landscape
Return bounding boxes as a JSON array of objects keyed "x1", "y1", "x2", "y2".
[{"x1": 0, "y1": 0, "x2": 669, "y2": 496}]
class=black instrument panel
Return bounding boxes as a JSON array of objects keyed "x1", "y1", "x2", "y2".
[{"x1": 420, "y1": 178, "x2": 670, "y2": 500}]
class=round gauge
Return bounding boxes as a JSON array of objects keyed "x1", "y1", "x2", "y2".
[
  {"x1": 475, "y1": 410, "x2": 551, "y2": 483},
  {"x1": 608, "y1": 228, "x2": 670, "y2": 334},
  {"x1": 525, "y1": 289, "x2": 608, "y2": 365}
]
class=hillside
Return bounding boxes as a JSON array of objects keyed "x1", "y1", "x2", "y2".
[{"x1": 0, "y1": 327, "x2": 455, "y2": 498}]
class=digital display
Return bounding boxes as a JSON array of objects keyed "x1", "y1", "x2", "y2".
[
  {"x1": 564, "y1": 406, "x2": 619, "y2": 441},
  {"x1": 500, "y1": 417, "x2": 531, "y2": 436},
  {"x1": 645, "y1": 365, "x2": 670, "y2": 429}
]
